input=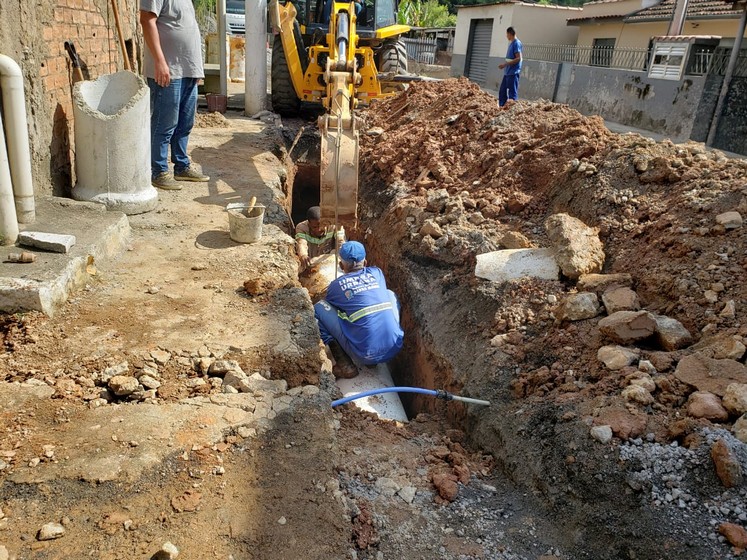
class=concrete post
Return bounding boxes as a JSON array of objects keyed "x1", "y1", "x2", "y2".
[
  {"x1": 706, "y1": 4, "x2": 747, "y2": 147},
  {"x1": 245, "y1": 0, "x2": 268, "y2": 115},
  {"x1": 218, "y1": 0, "x2": 228, "y2": 97}
]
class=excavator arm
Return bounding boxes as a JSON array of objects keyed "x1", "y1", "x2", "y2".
[{"x1": 319, "y1": 2, "x2": 361, "y2": 235}]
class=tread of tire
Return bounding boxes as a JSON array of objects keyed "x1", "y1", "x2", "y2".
[{"x1": 271, "y1": 34, "x2": 301, "y2": 117}]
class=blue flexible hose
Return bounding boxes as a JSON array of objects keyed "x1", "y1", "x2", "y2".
[
  {"x1": 331, "y1": 387, "x2": 437, "y2": 407},
  {"x1": 331, "y1": 387, "x2": 491, "y2": 408}
]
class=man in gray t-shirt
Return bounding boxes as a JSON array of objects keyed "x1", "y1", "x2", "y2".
[{"x1": 140, "y1": 0, "x2": 209, "y2": 190}]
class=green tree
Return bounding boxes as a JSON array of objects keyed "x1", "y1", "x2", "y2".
[{"x1": 397, "y1": 0, "x2": 456, "y2": 27}]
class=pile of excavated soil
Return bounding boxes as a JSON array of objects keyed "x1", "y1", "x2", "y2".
[
  {"x1": 195, "y1": 110, "x2": 231, "y2": 128},
  {"x1": 360, "y1": 77, "x2": 747, "y2": 558}
]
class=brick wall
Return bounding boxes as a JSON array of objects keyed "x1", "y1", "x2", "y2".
[{"x1": 0, "y1": 0, "x2": 141, "y2": 197}]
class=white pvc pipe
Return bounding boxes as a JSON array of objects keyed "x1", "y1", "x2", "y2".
[
  {"x1": 0, "y1": 110, "x2": 20, "y2": 245},
  {"x1": 245, "y1": 0, "x2": 267, "y2": 115},
  {"x1": 0, "y1": 54, "x2": 35, "y2": 224}
]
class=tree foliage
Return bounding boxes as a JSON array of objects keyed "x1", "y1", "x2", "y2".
[{"x1": 397, "y1": 0, "x2": 457, "y2": 27}]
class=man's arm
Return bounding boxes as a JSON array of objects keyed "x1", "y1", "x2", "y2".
[
  {"x1": 499, "y1": 42, "x2": 522, "y2": 69},
  {"x1": 295, "y1": 224, "x2": 310, "y2": 268},
  {"x1": 139, "y1": 10, "x2": 171, "y2": 87}
]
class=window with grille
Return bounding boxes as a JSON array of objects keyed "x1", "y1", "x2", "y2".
[{"x1": 591, "y1": 38, "x2": 615, "y2": 67}]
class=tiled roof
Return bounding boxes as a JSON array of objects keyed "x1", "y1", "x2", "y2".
[
  {"x1": 583, "y1": 0, "x2": 630, "y2": 5},
  {"x1": 567, "y1": 13, "x2": 628, "y2": 23},
  {"x1": 624, "y1": 0, "x2": 744, "y2": 22}
]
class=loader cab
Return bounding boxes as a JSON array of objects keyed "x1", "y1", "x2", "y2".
[{"x1": 299, "y1": 0, "x2": 398, "y2": 37}]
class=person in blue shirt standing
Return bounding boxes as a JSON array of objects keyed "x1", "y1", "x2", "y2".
[
  {"x1": 498, "y1": 26, "x2": 522, "y2": 107},
  {"x1": 314, "y1": 241, "x2": 404, "y2": 377}
]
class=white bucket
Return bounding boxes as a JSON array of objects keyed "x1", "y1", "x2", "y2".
[{"x1": 227, "y1": 202, "x2": 264, "y2": 243}]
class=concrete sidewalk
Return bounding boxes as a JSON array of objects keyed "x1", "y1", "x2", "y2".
[{"x1": 0, "y1": 198, "x2": 129, "y2": 316}]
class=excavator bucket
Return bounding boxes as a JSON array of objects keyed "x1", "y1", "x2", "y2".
[{"x1": 319, "y1": 115, "x2": 359, "y2": 234}]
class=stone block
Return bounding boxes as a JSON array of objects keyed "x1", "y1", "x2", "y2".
[{"x1": 19, "y1": 231, "x2": 76, "y2": 254}]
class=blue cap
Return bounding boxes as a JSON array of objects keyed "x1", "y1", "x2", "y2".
[{"x1": 339, "y1": 241, "x2": 366, "y2": 263}]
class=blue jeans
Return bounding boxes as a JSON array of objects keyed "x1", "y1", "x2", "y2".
[
  {"x1": 148, "y1": 77, "x2": 198, "y2": 178},
  {"x1": 498, "y1": 74, "x2": 520, "y2": 106},
  {"x1": 315, "y1": 289, "x2": 400, "y2": 367}
]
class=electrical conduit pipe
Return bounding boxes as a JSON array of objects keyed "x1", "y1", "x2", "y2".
[{"x1": 0, "y1": 54, "x2": 35, "y2": 224}]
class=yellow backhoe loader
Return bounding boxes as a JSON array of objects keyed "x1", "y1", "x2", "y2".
[{"x1": 269, "y1": 0, "x2": 411, "y2": 235}]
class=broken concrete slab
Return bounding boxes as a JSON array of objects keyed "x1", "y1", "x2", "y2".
[
  {"x1": 18, "y1": 231, "x2": 76, "y2": 254},
  {"x1": 475, "y1": 249, "x2": 559, "y2": 283},
  {"x1": 0, "y1": 197, "x2": 129, "y2": 316}
]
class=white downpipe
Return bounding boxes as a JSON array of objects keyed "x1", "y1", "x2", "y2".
[
  {"x1": 0, "y1": 54, "x2": 35, "y2": 224},
  {"x1": 0, "y1": 110, "x2": 20, "y2": 245}
]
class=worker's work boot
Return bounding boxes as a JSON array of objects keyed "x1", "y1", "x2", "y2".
[
  {"x1": 174, "y1": 164, "x2": 210, "y2": 182},
  {"x1": 152, "y1": 172, "x2": 182, "y2": 191},
  {"x1": 328, "y1": 342, "x2": 358, "y2": 379}
]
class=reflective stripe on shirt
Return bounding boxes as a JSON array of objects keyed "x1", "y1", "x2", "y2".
[
  {"x1": 296, "y1": 231, "x2": 334, "y2": 244},
  {"x1": 337, "y1": 301, "x2": 393, "y2": 323}
]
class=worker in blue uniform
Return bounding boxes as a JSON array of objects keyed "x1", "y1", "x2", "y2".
[{"x1": 314, "y1": 241, "x2": 403, "y2": 376}]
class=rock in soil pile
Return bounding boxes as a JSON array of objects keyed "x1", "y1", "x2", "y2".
[{"x1": 360, "y1": 77, "x2": 747, "y2": 558}]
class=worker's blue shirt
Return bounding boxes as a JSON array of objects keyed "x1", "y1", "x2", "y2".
[
  {"x1": 505, "y1": 38, "x2": 523, "y2": 75},
  {"x1": 324, "y1": 267, "x2": 403, "y2": 363}
]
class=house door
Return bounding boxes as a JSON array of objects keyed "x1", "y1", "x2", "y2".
[{"x1": 465, "y1": 19, "x2": 493, "y2": 85}]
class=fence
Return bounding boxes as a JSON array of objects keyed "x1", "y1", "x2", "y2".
[
  {"x1": 523, "y1": 44, "x2": 650, "y2": 71},
  {"x1": 402, "y1": 36, "x2": 439, "y2": 64},
  {"x1": 703, "y1": 48, "x2": 747, "y2": 77},
  {"x1": 525, "y1": 43, "x2": 747, "y2": 78}
]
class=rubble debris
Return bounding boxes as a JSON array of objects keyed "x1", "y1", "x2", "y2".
[
  {"x1": 37, "y1": 522, "x2": 65, "y2": 540},
  {"x1": 545, "y1": 213, "x2": 605, "y2": 279},
  {"x1": 598, "y1": 311, "x2": 656, "y2": 344},
  {"x1": 711, "y1": 439, "x2": 743, "y2": 488},
  {"x1": 601, "y1": 286, "x2": 640, "y2": 314},
  {"x1": 554, "y1": 292, "x2": 599, "y2": 322},
  {"x1": 674, "y1": 354, "x2": 747, "y2": 397},
  {"x1": 687, "y1": 391, "x2": 729, "y2": 422},
  {"x1": 597, "y1": 345, "x2": 639, "y2": 370}
]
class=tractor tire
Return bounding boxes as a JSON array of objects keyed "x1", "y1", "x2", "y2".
[
  {"x1": 271, "y1": 33, "x2": 301, "y2": 117},
  {"x1": 378, "y1": 39, "x2": 408, "y2": 76}
]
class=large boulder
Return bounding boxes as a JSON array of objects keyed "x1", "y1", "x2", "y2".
[
  {"x1": 598, "y1": 311, "x2": 656, "y2": 344},
  {"x1": 652, "y1": 314, "x2": 693, "y2": 351},
  {"x1": 555, "y1": 292, "x2": 600, "y2": 321},
  {"x1": 691, "y1": 334, "x2": 746, "y2": 361},
  {"x1": 686, "y1": 391, "x2": 729, "y2": 422},
  {"x1": 674, "y1": 354, "x2": 747, "y2": 396},
  {"x1": 601, "y1": 286, "x2": 640, "y2": 314},
  {"x1": 545, "y1": 214, "x2": 605, "y2": 279}
]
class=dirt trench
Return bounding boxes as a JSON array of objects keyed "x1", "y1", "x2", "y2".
[{"x1": 278, "y1": 107, "x2": 741, "y2": 557}]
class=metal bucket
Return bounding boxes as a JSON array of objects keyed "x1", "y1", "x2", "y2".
[{"x1": 227, "y1": 202, "x2": 264, "y2": 243}]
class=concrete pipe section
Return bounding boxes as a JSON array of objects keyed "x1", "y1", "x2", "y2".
[{"x1": 72, "y1": 71, "x2": 158, "y2": 214}]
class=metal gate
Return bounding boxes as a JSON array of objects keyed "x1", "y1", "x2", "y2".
[{"x1": 465, "y1": 19, "x2": 493, "y2": 85}]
